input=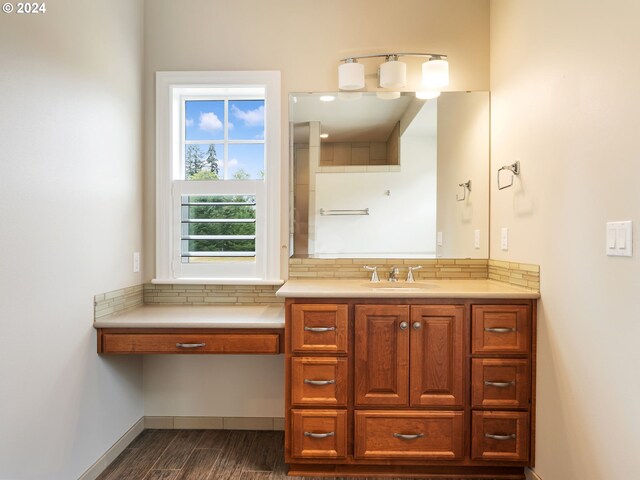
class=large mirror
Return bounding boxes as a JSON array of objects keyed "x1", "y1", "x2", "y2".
[{"x1": 289, "y1": 91, "x2": 489, "y2": 259}]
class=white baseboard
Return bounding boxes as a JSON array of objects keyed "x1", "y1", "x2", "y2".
[
  {"x1": 526, "y1": 467, "x2": 544, "y2": 480},
  {"x1": 78, "y1": 417, "x2": 145, "y2": 480},
  {"x1": 145, "y1": 416, "x2": 285, "y2": 431}
]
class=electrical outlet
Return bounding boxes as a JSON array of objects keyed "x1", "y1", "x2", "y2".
[
  {"x1": 133, "y1": 252, "x2": 140, "y2": 273},
  {"x1": 501, "y1": 227, "x2": 509, "y2": 251}
]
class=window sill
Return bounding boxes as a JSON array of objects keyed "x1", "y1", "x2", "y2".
[{"x1": 151, "y1": 278, "x2": 284, "y2": 286}]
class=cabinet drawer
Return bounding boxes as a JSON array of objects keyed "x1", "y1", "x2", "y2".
[
  {"x1": 100, "y1": 332, "x2": 279, "y2": 354},
  {"x1": 472, "y1": 358, "x2": 530, "y2": 408},
  {"x1": 290, "y1": 409, "x2": 347, "y2": 459},
  {"x1": 291, "y1": 304, "x2": 348, "y2": 354},
  {"x1": 291, "y1": 357, "x2": 348, "y2": 406},
  {"x1": 472, "y1": 411, "x2": 530, "y2": 463},
  {"x1": 354, "y1": 411, "x2": 464, "y2": 460},
  {"x1": 472, "y1": 305, "x2": 530, "y2": 354}
]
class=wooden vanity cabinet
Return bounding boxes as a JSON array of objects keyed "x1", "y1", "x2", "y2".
[{"x1": 285, "y1": 298, "x2": 536, "y2": 479}]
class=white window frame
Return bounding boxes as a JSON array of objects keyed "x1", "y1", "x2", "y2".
[{"x1": 154, "y1": 71, "x2": 281, "y2": 284}]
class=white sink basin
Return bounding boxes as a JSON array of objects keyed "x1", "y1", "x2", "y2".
[{"x1": 364, "y1": 282, "x2": 436, "y2": 291}]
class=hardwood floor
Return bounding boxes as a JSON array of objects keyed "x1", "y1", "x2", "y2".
[{"x1": 97, "y1": 429, "x2": 502, "y2": 480}]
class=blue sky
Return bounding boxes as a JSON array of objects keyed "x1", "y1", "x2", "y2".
[{"x1": 185, "y1": 100, "x2": 265, "y2": 180}]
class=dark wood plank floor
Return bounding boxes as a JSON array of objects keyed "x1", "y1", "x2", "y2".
[{"x1": 96, "y1": 429, "x2": 500, "y2": 480}]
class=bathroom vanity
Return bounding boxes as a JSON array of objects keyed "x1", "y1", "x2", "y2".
[{"x1": 277, "y1": 279, "x2": 538, "y2": 479}]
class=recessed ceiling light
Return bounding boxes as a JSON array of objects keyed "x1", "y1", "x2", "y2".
[
  {"x1": 319, "y1": 95, "x2": 336, "y2": 102},
  {"x1": 320, "y1": 133, "x2": 329, "y2": 139}
]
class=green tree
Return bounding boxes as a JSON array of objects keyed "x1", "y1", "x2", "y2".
[
  {"x1": 204, "y1": 144, "x2": 220, "y2": 176},
  {"x1": 186, "y1": 144, "x2": 220, "y2": 179}
]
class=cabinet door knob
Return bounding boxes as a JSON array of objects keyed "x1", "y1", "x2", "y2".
[
  {"x1": 175, "y1": 343, "x2": 206, "y2": 348},
  {"x1": 304, "y1": 379, "x2": 336, "y2": 386},
  {"x1": 399, "y1": 321, "x2": 408, "y2": 330},
  {"x1": 393, "y1": 433, "x2": 425, "y2": 440},
  {"x1": 484, "y1": 327, "x2": 516, "y2": 333},
  {"x1": 485, "y1": 433, "x2": 516, "y2": 441},
  {"x1": 412, "y1": 322, "x2": 422, "y2": 330},
  {"x1": 484, "y1": 380, "x2": 515, "y2": 388},
  {"x1": 304, "y1": 326, "x2": 336, "y2": 332},
  {"x1": 304, "y1": 431, "x2": 335, "y2": 439}
]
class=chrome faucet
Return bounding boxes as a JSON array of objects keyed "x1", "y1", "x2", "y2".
[
  {"x1": 363, "y1": 265, "x2": 380, "y2": 282},
  {"x1": 388, "y1": 266, "x2": 400, "y2": 282},
  {"x1": 406, "y1": 265, "x2": 422, "y2": 282}
]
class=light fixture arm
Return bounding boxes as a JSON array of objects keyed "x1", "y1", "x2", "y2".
[{"x1": 340, "y1": 53, "x2": 447, "y2": 62}]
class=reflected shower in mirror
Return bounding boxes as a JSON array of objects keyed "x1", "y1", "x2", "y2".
[{"x1": 290, "y1": 91, "x2": 489, "y2": 259}]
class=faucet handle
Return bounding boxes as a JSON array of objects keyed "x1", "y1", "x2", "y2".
[
  {"x1": 406, "y1": 265, "x2": 423, "y2": 283},
  {"x1": 363, "y1": 265, "x2": 380, "y2": 282}
]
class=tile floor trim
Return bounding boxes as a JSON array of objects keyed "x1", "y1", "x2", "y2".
[
  {"x1": 77, "y1": 417, "x2": 144, "y2": 480},
  {"x1": 144, "y1": 416, "x2": 285, "y2": 431},
  {"x1": 526, "y1": 468, "x2": 544, "y2": 480}
]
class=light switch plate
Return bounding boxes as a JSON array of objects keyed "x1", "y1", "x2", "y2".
[
  {"x1": 474, "y1": 229, "x2": 480, "y2": 249},
  {"x1": 501, "y1": 227, "x2": 509, "y2": 251},
  {"x1": 606, "y1": 221, "x2": 632, "y2": 257},
  {"x1": 133, "y1": 252, "x2": 141, "y2": 273},
  {"x1": 437, "y1": 231, "x2": 443, "y2": 247}
]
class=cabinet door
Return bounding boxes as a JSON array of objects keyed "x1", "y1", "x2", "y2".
[
  {"x1": 472, "y1": 305, "x2": 530, "y2": 355},
  {"x1": 291, "y1": 357, "x2": 348, "y2": 406},
  {"x1": 410, "y1": 305, "x2": 464, "y2": 407},
  {"x1": 355, "y1": 305, "x2": 409, "y2": 406},
  {"x1": 354, "y1": 410, "x2": 464, "y2": 460},
  {"x1": 471, "y1": 411, "x2": 530, "y2": 463},
  {"x1": 290, "y1": 409, "x2": 347, "y2": 460},
  {"x1": 291, "y1": 304, "x2": 348, "y2": 354}
]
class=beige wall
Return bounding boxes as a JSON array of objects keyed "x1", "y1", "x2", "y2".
[
  {"x1": 143, "y1": 0, "x2": 489, "y2": 417},
  {"x1": 0, "y1": 1, "x2": 144, "y2": 478},
  {"x1": 490, "y1": 1, "x2": 640, "y2": 479},
  {"x1": 437, "y1": 92, "x2": 490, "y2": 258}
]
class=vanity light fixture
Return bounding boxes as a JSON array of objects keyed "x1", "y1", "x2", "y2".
[
  {"x1": 319, "y1": 133, "x2": 329, "y2": 139},
  {"x1": 376, "y1": 91, "x2": 401, "y2": 100},
  {"x1": 415, "y1": 90, "x2": 441, "y2": 100},
  {"x1": 338, "y1": 53, "x2": 448, "y2": 91}
]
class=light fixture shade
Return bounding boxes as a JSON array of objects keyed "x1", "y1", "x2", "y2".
[
  {"x1": 376, "y1": 91, "x2": 401, "y2": 100},
  {"x1": 379, "y1": 59, "x2": 406, "y2": 89},
  {"x1": 422, "y1": 57, "x2": 449, "y2": 89},
  {"x1": 338, "y1": 61, "x2": 365, "y2": 90},
  {"x1": 415, "y1": 90, "x2": 441, "y2": 100}
]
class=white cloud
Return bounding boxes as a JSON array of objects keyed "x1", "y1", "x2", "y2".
[
  {"x1": 228, "y1": 122, "x2": 234, "y2": 130},
  {"x1": 228, "y1": 158, "x2": 240, "y2": 168},
  {"x1": 185, "y1": 118, "x2": 194, "y2": 127},
  {"x1": 199, "y1": 112, "x2": 223, "y2": 132},
  {"x1": 231, "y1": 104, "x2": 264, "y2": 127},
  {"x1": 254, "y1": 132, "x2": 264, "y2": 140}
]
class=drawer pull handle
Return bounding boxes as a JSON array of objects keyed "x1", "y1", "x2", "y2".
[
  {"x1": 304, "y1": 379, "x2": 336, "y2": 386},
  {"x1": 484, "y1": 380, "x2": 515, "y2": 388},
  {"x1": 175, "y1": 343, "x2": 206, "y2": 348},
  {"x1": 484, "y1": 327, "x2": 516, "y2": 333},
  {"x1": 304, "y1": 326, "x2": 336, "y2": 332},
  {"x1": 393, "y1": 433, "x2": 425, "y2": 440},
  {"x1": 304, "y1": 431, "x2": 335, "y2": 439},
  {"x1": 485, "y1": 433, "x2": 516, "y2": 441}
]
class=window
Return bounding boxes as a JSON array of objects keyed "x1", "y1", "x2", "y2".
[{"x1": 155, "y1": 72, "x2": 281, "y2": 283}]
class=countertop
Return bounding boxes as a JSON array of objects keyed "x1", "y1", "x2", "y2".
[
  {"x1": 275, "y1": 279, "x2": 540, "y2": 299},
  {"x1": 93, "y1": 304, "x2": 285, "y2": 329}
]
